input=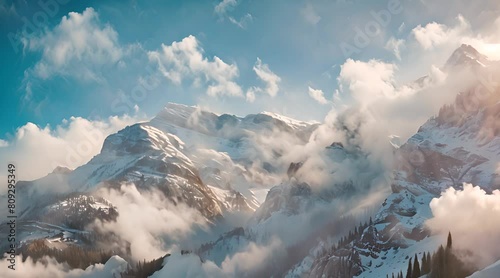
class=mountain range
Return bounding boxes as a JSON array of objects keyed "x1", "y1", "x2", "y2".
[{"x1": 1, "y1": 44, "x2": 499, "y2": 277}]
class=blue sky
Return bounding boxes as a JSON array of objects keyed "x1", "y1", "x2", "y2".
[
  {"x1": 0, "y1": 0, "x2": 483, "y2": 133},
  {"x1": 1, "y1": 0, "x2": 500, "y2": 180}
]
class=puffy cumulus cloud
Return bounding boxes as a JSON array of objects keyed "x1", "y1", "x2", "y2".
[
  {"x1": 411, "y1": 14, "x2": 500, "y2": 60},
  {"x1": 307, "y1": 86, "x2": 328, "y2": 104},
  {"x1": 22, "y1": 7, "x2": 123, "y2": 83},
  {"x1": 154, "y1": 238, "x2": 285, "y2": 277},
  {"x1": 338, "y1": 59, "x2": 404, "y2": 104},
  {"x1": 296, "y1": 46, "x2": 484, "y2": 192},
  {"x1": 0, "y1": 255, "x2": 128, "y2": 278},
  {"x1": 253, "y1": 58, "x2": 281, "y2": 97},
  {"x1": 148, "y1": 35, "x2": 243, "y2": 98},
  {"x1": 0, "y1": 114, "x2": 143, "y2": 181},
  {"x1": 426, "y1": 184, "x2": 500, "y2": 268},
  {"x1": 329, "y1": 47, "x2": 484, "y2": 187},
  {"x1": 91, "y1": 184, "x2": 208, "y2": 261},
  {"x1": 412, "y1": 14, "x2": 470, "y2": 50},
  {"x1": 335, "y1": 47, "x2": 489, "y2": 140}
]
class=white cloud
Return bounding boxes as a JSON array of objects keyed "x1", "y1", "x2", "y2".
[
  {"x1": 335, "y1": 55, "x2": 479, "y2": 140},
  {"x1": 426, "y1": 184, "x2": 500, "y2": 268},
  {"x1": 411, "y1": 14, "x2": 500, "y2": 60},
  {"x1": 228, "y1": 13, "x2": 253, "y2": 29},
  {"x1": 22, "y1": 7, "x2": 123, "y2": 82},
  {"x1": 253, "y1": 58, "x2": 281, "y2": 97},
  {"x1": 246, "y1": 86, "x2": 260, "y2": 102},
  {"x1": 215, "y1": 0, "x2": 253, "y2": 29},
  {"x1": 0, "y1": 139, "x2": 8, "y2": 147},
  {"x1": 412, "y1": 14, "x2": 470, "y2": 50},
  {"x1": 154, "y1": 238, "x2": 285, "y2": 277},
  {"x1": 385, "y1": 37, "x2": 405, "y2": 60},
  {"x1": 215, "y1": 0, "x2": 237, "y2": 16},
  {"x1": 91, "y1": 184, "x2": 208, "y2": 261},
  {"x1": 220, "y1": 238, "x2": 284, "y2": 274},
  {"x1": 148, "y1": 35, "x2": 243, "y2": 98},
  {"x1": 0, "y1": 255, "x2": 128, "y2": 278},
  {"x1": 243, "y1": 58, "x2": 281, "y2": 102},
  {"x1": 301, "y1": 3, "x2": 321, "y2": 25},
  {"x1": 338, "y1": 59, "x2": 399, "y2": 104},
  {"x1": 398, "y1": 22, "x2": 406, "y2": 33},
  {"x1": 332, "y1": 14, "x2": 500, "y2": 141},
  {"x1": 0, "y1": 114, "x2": 143, "y2": 181},
  {"x1": 307, "y1": 86, "x2": 328, "y2": 104}
]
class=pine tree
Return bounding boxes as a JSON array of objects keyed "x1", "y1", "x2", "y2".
[
  {"x1": 426, "y1": 252, "x2": 432, "y2": 274},
  {"x1": 406, "y1": 257, "x2": 412, "y2": 278},
  {"x1": 412, "y1": 254, "x2": 421, "y2": 278},
  {"x1": 431, "y1": 245, "x2": 445, "y2": 278},
  {"x1": 447, "y1": 232, "x2": 452, "y2": 249},
  {"x1": 421, "y1": 253, "x2": 430, "y2": 275}
]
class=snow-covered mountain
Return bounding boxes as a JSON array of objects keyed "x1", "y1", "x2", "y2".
[
  {"x1": 285, "y1": 46, "x2": 500, "y2": 277},
  {"x1": 2, "y1": 102, "x2": 318, "y2": 255},
  {"x1": 2, "y1": 45, "x2": 498, "y2": 278},
  {"x1": 444, "y1": 44, "x2": 491, "y2": 69},
  {"x1": 184, "y1": 44, "x2": 500, "y2": 278}
]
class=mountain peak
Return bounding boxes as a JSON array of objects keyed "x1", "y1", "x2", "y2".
[
  {"x1": 51, "y1": 166, "x2": 73, "y2": 175},
  {"x1": 259, "y1": 111, "x2": 318, "y2": 129},
  {"x1": 444, "y1": 44, "x2": 489, "y2": 69}
]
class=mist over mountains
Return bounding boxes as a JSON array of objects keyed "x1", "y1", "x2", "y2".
[{"x1": 1, "y1": 44, "x2": 499, "y2": 278}]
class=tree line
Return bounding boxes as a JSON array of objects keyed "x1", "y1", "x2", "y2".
[
  {"x1": 389, "y1": 232, "x2": 474, "y2": 278},
  {"x1": 19, "y1": 239, "x2": 113, "y2": 270}
]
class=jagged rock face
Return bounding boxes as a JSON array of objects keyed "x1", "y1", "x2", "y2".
[
  {"x1": 444, "y1": 44, "x2": 491, "y2": 70},
  {"x1": 65, "y1": 123, "x2": 224, "y2": 219},
  {"x1": 252, "y1": 180, "x2": 313, "y2": 223},
  {"x1": 40, "y1": 194, "x2": 118, "y2": 230},
  {"x1": 309, "y1": 249, "x2": 364, "y2": 278}
]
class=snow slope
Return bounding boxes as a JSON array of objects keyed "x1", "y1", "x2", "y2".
[{"x1": 468, "y1": 260, "x2": 500, "y2": 278}]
